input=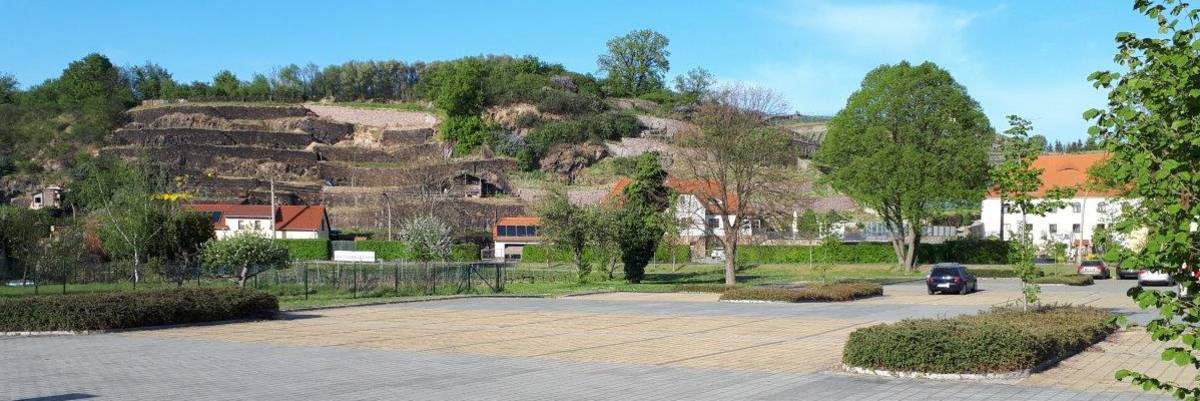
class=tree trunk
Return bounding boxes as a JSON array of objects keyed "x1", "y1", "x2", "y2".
[
  {"x1": 723, "y1": 231, "x2": 739, "y2": 285},
  {"x1": 238, "y1": 266, "x2": 249, "y2": 288},
  {"x1": 904, "y1": 225, "x2": 921, "y2": 272},
  {"x1": 132, "y1": 250, "x2": 141, "y2": 283}
]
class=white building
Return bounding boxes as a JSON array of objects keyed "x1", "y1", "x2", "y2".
[
  {"x1": 187, "y1": 204, "x2": 331, "y2": 240},
  {"x1": 980, "y1": 153, "x2": 1127, "y2": 250}
]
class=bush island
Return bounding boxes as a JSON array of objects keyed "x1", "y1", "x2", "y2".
[
  {"x1": 842, "y1": 306, "x2": 1113, "y2": 374},
  {"x1": 0, "y1": 288, "x2": 278, "y2": 332},
  {"x1": 720, "y1": 282, "x2": 883, "y2": 302},
  {"x1": 673, "y1": 283, "x2": 738, "y2": 293},
  {"x1": 1029, "y1": 274, "x2": 1094, "y2": 286}
]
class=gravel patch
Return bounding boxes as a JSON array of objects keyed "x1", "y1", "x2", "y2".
[{"x1": 305, "y1": 104, "x2": 438, "y2": 128}]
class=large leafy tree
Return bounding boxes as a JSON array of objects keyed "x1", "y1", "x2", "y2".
[
  {"x1": 597, "y1": 29, "x2": 670, "y2": 96},
  {"x1": 537, "y1": 186, "x2": 595, "y2": 281},
  {"x1": 423, "y1": 58, "x2": 486, "y2": 117},
  {"x1": 816, "y1": 61, "x2": 993, "y2": 271},
  {"x1": 1087, "y1": 1, "x2": 1200, "y2": 398},
  {"x1": 127, "y1": 62, "x2": 176, "y2": 100}
]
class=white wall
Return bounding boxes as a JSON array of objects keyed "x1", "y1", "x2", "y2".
[
  {"x1": 214, "y1": 217, "x2": 326, "y2": 240},
  {"x1": 674, "y1": 194, "x2": 751, "y2": 238},
  {"x1": 981, "y1": 196, "x2": 1131, "y2": 246}
]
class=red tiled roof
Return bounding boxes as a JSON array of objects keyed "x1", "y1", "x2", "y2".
[
  {"x1": 606, "y1": 176, "x2": 740, "y2": 213},
  {"x1": 987, "y1": 152, "x2": 1118, "y2": 198},
  {"x1": 187, "y1": 204, "x2": 328, "y2": 232}
]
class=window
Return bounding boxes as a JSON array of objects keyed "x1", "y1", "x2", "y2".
[
  {"x1": 1070, "y1": 202, "x2": 1082, "y2": 213},
  {"x1": 1048, "y1": 224, "x2": 1057, "y2": 234},
  {"x1": 706, "y1": 216, "x2": 719, "y2": 229},
  {"x1": 1072, "y1": 224, "x2": 1081, "y2": 234}
]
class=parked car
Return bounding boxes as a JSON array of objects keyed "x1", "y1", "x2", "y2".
[
  {"x1": 1138, "y1": 269, "x2": 1175, "y2": 286},
  {"x1": 926, "y1": 263, "x2": 977, "y2": 295},
  {"x1": 1077, "y1": 260, "x2": 1109, "y2": 279},
  {"x1": 1116, "y1": 263, "x2": 1140, "y2": 280}
]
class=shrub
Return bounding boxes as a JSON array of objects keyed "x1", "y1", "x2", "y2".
[
  {"x1": 738, "y1": 240, "x2": 1012, "y2": 265},
  {"x1": 280, "y1": 239, "x2": 330, "y2": 261},
  {"x1": 969, "y1": 268, "x2": 1021, "y2": 278},
  {"x1": 450, "y1": 243, "x2": 481, "y2": 261},
  {"x1": 536, "y1": 88, "x2": 604, "y2": 116},
  {"x1": 355, "y1": 240, "x2": 413, "y2": 261},
  {"x1": 523, "y1": 243, "x2": 687, "y2": 264},
  {"x1": 1029, "y1": 274, "x2": 1094, "y2": 286},
  {"x1": 842, "y1": 306, "x2": 1114, "y2": 374},
  {"x1": 0, "y1": 288, "x2": 278, "y2": 332},
  {"x1": 440, "y1": 115, "x2": 494, "y2": 156},
  {"x1": 719, "y1": 282, "x2": 883, "y2": 302}
]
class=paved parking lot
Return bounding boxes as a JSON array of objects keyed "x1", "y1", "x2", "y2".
[{"x1": 0, "y1": 279, "x2": 1185, "y2": 400}]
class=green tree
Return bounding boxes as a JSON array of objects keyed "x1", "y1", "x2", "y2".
[
  {"x1": 200, "y1": 232, "x2": 290, "y2": 287},
  {"x1": 673, "y1": 67, "x2": 715, "y2": 103},
  {"x1": 1086, "y1": 2, "x2": 1200, "y2": 397},
  {"x1": 537, "y1": 186, "x2": 594, "y2": 281},
  {"x1": 213, "y1": 70, "x2": 241, "y2": 99},
  {"x1": 991, "y1": 115, "x2": 1073, "y2": 308},
  {"x1": 424, "y1": 58, "x2": 486, "y2": 116},
  {"x1": 816, "y1": 61, "x2": 993, "y2": 271},
  {"x1": 0, "y1": 206, "x2": 51, "y2": 281},
  {"x1": 244, "y1": 74, "x2": 272, "y2": 101},
  {"x1": 591, "y1": 204, "x2": 623, "y2": 279},
  {"x1": 51, "y1": 53, "x2": 135, "y2": 132},
  {"x1": 617, "y1": 152, "x2": 671, "y2": 283},
  {"x1": 128, "y1": 62, "x2": 176, "y2": 100},
  {"x1": 598, "y1": 29, "x2": 671, "y2": 96}
]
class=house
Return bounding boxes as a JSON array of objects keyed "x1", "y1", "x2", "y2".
[
  {"x1": 608, "y1": 177, "x2": 756, "y2": 258},
  {"x1": 187, "y1": 204, "x2": 332, "y2": 240},
  {"x1": 444, "y1": 171, "x2": 504, "y2": 198},
  {"x1": 980, "y1": 152, "x2": 1128, "y2": 250},
  {"x1": 30, "y1": 186, "x2": 63, "y2": 210},
  {"x1": 491, "y1": 216, "x2": 540, "y2": 260}
]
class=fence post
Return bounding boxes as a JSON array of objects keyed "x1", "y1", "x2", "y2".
[
  {"x1": 394, "y1": 263, "x2": 399, "y2": 295},
  {"x1": 303, "y1": 265, "x2": 309, "y2": 300},
  {"x1": 62, "y1": 259, "x2": 68, "y2": 295},
  {"x1": 352, "y1": 263, "x2": 358, "y2": 299}
]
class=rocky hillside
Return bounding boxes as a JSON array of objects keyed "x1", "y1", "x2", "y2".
[{"x1": 103, "y1": 103, "x2": 525, "y2": 234}]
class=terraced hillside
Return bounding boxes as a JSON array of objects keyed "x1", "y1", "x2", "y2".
[{"x1": 104, "y1": 103, "x2": 526, "y2": 234}]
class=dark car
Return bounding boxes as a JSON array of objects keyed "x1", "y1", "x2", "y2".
[
  {"x1": 1077, "y1": 260, "x2": 1110, "y2": 279},
  {"x1": 926, "y1": 264, "x2": 977, "y2": 295},
  {"x1": 1116, "y1": 262, "x2": 1139, "y2": 279}
]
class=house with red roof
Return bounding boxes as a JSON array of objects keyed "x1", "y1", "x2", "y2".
[
  {"x1": 491, "y1": 216, "x2": 540, "y2": 260},
  {"x1": 981, "y1": 152, "x2": 1130, "y2": 249},
  {"x1": 187, "y1": 204, "x2": 332, "y2": 240},
  {"x1": 608, "y1": 176, "x2": 756, "y2": 254}
]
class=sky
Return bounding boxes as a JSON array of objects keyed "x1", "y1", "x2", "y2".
[{"x1": 0, "y1": 0, "x2": 1158, "y2": 142}]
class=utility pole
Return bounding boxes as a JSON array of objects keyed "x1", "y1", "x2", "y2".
[
  {"x1": 270, "y1": 177, "x2": 277, "y2": 240},
  {"x1": 382, "y1": 192, "x2": 394, "y2": 241}
]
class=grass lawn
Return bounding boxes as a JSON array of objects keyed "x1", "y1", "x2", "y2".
[{"x1": 334, "y1": 101, "x2": 432, "y2": 112}]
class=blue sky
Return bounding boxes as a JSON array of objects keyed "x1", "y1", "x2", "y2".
[{"x1": 1, "y1": 1, "x2": 1155, "y2": 142}]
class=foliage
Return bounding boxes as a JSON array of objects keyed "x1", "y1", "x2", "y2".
[
  {"x1": 1084, "y1": 2, "x2": 1200, "y2": 397},
  {"x1": 0, "y1": 288, "x2": 278, "y2": 331},
  {"x1": 423, "y1": 58, "x2": 486, "y2": 116},
  {"x1": 591, "y1": 205, "x2": 624, "y2": 279},
  {"x1": 672, "y1": 67, "x2": 716, "y2": 103},
  {"x1": 536, "y1": 88, "x2": 604, "y2": 116},
  {"x1": 440, "y1": 115, "x2": 494, "y2": 156},
  {"x1": 200, "y1": 232, "x2": 290, "y2": 287},
  {"x1": 672, "y1": 283, "x2": 739, "y2": 293},
  {"x1": 737, "y1": 240, "x2": 1012, "y2": 265},
  {"x1": 719, "y1": 282, "x2": 883, "y2": 302},
  {"x1": 0, "y1": 206, "x2": 51, "y2": 279},
  {"x1": 537, "y1": 187, "x2": 594, "y2": 281},
  {"x1": 598, "y1": 29, "x2": 671, "y2": 96},
  {"x1": 450, "y1": 243, "x2": 481, "y2": 261},
  {"x1": 520, "y1": 112, "x2": 642, "y2": 170},
  {"x1": 617, "y1": 152, "x2": 671, "y2": 283},
  {"x1": 843, "y1": 306, "x2": 1114, "y2": 374},
  {"x1": 399, "y1": 214, "x2": 453, "y2": 263},
  {"x1": 520, "y1": 243, "x2": 689, "y2": 264},
  {"x1": 817, "y1": 61, "x2": 993, "y2": 271},
  {"x1": 279, "y1": 239, "x2": 330, "y2": 261}
]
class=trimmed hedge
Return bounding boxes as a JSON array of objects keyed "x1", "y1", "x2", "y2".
[
  {"x1": 1029, "y1": 274, "x2": 1094, "y2": 286},
  {"x1": 719, "y1": 282, "x2": 883, "y2": 302},
  {"x1": 355, "y1": 240, "x2": 413, "y2": 260},
  {"x1": 523, "y1": 244, "x2": 691, "y2": 264},
  {"x1": 280, "y1": 239, "x2": 330, "y2": 261},
  {"x1": 0, "y1": 288, "x2": 279, "y2": 332},
  {"x1": 739, "y1": 239, "x2": 1012, "y2": 265},
  {"x1": 843, "y1": 306, "x2": 1114, "y2": 374}
]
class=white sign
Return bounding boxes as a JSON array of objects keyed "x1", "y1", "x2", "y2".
[{"x1": 333, "y1": 250, "x2": 376, "y2": 262}]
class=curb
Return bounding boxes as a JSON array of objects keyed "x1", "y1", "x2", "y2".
[
  {"x1": 283, "y1": 294, "x2": 547, "y2": 312},
  {"x1": 841, "y1": 365, "x2": 1030, "y2": 381}
]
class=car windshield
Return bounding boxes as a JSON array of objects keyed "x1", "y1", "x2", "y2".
[{"x1": 930, "y1": 267, "x2": 959, "y2": 276}]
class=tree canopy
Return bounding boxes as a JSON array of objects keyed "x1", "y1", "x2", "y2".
[
  {"x1": 598, "y1": 29, "x2": 671, "y2": 96},
  {"x1": 817, "y1": 61, "x2": 993, "y2": 271}
]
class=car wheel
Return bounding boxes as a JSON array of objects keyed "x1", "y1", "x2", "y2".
[
  {"x1": 927, "y1": 288, "x2": 935, "y2": 295},
  {"x1": 959, "y1": 285, "x2": 968, "y2": 295}
]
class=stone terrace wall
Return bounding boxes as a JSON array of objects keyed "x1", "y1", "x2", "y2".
[
  {"x1": 319, "y1": 159, "x2": 517, "y2": 187},
  {"x1": 186, "y1": 176, "x2": 322, "y2": 204},
  {"x1": 312, "y1": 143, "x2": 443, "y2": 164},
  {"x1": 102, "y1": 145, "x2": 321, "y2": 180},
  {"x1": 113, "y1": 128, "x2": 319, "y2": 149},
  {"x1": 128, "y1": 105, "x2": 311, "y2": 125},
  {"x1": 381, "y1": 128, "x2": 435, "y2": 146},
  {"x1": 327, "y1": 197, "x2": 527, "y2": 233}
]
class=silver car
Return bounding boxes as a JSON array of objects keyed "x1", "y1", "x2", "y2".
[{"x1": 1138, "y1": 269, "x2": 1175, "y2": 286}]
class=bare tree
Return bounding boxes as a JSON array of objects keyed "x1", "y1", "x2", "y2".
[{"x1": 678, "y1": 85, "x2": 805, "y2": 285}]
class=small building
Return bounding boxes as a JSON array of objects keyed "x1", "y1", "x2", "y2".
[
  {"x1": 980, "y1": 152, "x2": 1129, "y2": 249},
  {"x1": 491, "y1": 216, "x2": 540, "y2": 260},
  {"x1": 444, "y1": 172, "x2": 504, "y2": 198},
  {"x1": 608, "y1": 177, "x2": 757, "y2": 259},
  {"x1": 187, "y1": 204, "x2": 332, "y2": 240},
  {"x1": 30, "y1": 186, "x2": 63, "y2": 210}
]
